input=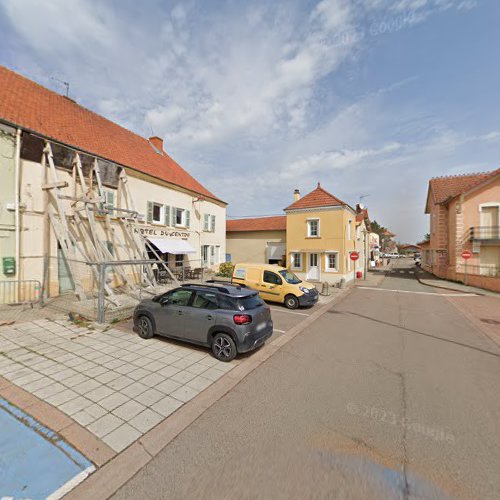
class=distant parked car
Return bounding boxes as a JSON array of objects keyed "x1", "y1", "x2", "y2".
[{"x1": 133, "y1": 283, "x2": 273, "y2": 362}]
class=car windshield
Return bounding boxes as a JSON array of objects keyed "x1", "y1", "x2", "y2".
[
  {"x1": 238, "y1": 294, "x2": 264, "y2": 310},
  {"x1": 278, "y1": 270, "x2": 302, "y2": 285}
]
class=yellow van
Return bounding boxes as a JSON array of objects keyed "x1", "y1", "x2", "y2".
[{"x1": 232, "y1": 263, "x2": 318, "y2": 309}]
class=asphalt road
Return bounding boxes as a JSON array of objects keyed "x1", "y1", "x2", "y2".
[{"x1": 113, "y1": 259, "x2": 500, "y2": 499}]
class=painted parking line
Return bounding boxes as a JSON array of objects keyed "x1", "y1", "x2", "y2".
[
  {"x1": 273, "y1": 329, "x2": 287, "y2": 334},
  {"x1": 269, "y1": 308, "x2": 310, "y2": 316},
  {"x1": 357, "y1": 286, "x2": 476, "y2": 297},
  {"x1": 0, "y1": 397, "x2": 95, "y2": 499}
]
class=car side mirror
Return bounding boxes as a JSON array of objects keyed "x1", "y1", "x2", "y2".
[{"x1": 160, "y1": 298, "x2": 170, "y2": 306}]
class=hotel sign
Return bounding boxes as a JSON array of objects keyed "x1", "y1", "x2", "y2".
[{"x1": 134, "y1": 226, "x2": 190, "y2": 239}]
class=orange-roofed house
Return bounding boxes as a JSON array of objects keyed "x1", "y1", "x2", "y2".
[
  {"x1": 284, "y1": 184, "x2": 358, "y2": 283},
  {"x1": 0, "y1": 65, "x2": 226, "y2": 303},
  {"x1": 226, "y1": 216, "x2": 287, "y2": 265},
  {"x1": 423, "y1": 169, "x2": 500, "y2": 291}
]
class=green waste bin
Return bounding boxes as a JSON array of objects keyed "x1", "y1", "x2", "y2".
[{"x1": 2, "y1": 257, "x2": 16, "y2": 276}]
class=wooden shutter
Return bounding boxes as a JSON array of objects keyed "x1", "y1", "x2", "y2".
[
  {"x1": 204, "y1": 214, "x2": 209, "y2": 231},
  {"x1": 147, "y1": 201, "x2": 153, "y2": 223},
  {"x1": 185, "y1": 210, "x2": 191, "y2": 228},
  {"x1": 164, "y1": 205, "x2": 170, "y2": 226},
  {"x1": 172, "y1": 207, "x2": 177, "y2": 225},
  {"x1": 211, "y1": 215, "x2": 215, "y2": 232}
]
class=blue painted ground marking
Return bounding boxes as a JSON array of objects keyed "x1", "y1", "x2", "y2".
[{"x1": 0, "y1": 397, "x2": 95, "y2": 499}]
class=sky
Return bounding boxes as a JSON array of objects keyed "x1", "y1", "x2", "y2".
[{"x1": 0, "y1": 0, "x2": 499, "y2": 242}]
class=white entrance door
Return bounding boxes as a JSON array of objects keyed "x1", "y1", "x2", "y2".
[{"x1": 307, "y1": 253, "x2": 320, "y2": 281}]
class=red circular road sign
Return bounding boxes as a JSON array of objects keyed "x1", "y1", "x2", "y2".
[
  {"x1": 350, "y1": 251, "x2": 360, "y2": 261},
  {"x1": 461, "y1": 250, "x2": 472, "y2": 260}
]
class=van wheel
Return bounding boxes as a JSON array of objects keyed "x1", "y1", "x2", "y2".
[
  {"x1": 212, "y1": 333, "x2": 237, "y2": 362},
  {"x1": 137, "y1": 316, "x2": 154, "y2": 339},
  {"x1": 285, "y1": 294, "x2": 299, "y2": 309}
]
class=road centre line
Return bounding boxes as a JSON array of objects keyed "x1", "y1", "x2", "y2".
[
  {"x1": 269, "y1": 308, "x2": 310, "y2": 316},
  {"x1": 357, "y1": 286, "x2": 476, "y2": 297}
]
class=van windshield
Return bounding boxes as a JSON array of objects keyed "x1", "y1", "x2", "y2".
[{"x1": 278, "y1": 270, "x2": 301, "y2": 285}]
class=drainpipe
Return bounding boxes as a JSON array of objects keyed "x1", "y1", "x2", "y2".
[{"x1": 14, "y1": 128, "x2": 21, "y2": 301}]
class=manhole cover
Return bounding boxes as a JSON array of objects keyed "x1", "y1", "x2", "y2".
[{"x1": 480, "y1": 318, "x2": 500, "y2": 325}]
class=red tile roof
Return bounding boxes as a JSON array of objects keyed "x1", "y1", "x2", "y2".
[
  {"x1": 429, "y1": 169, "x2": 500, "y2": 205},
  {"x1": 0, "y1": 65, "x2": 223, "y2": 203},
  {"x1": 284, "y1": 183, "x2": 350, "y2": 211},
  {"x1": 227, "y1": 216, "x2": 286, "y2": 232}
]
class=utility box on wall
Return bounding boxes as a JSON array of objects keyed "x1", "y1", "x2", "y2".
[{"x1": 2, "y1": 257, "x2": 16, "y2": 276}]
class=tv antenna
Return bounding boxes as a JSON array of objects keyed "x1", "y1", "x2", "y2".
[
  {"x1": 50, "y1": 76, "x2": 70, "y2": 97},
  {"x1": 359, "y1": 194, "x2": 370, "y2": 206}
]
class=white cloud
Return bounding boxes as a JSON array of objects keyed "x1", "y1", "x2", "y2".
[{"x1": 0, "y1": 0, "x2": 487, "y2": 242}]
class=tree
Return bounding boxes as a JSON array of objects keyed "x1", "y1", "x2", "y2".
[{"x1": 370, "y1": 220, "x2": 387, "y2": 238}]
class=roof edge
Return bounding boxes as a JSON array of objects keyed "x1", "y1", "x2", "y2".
[{"x1": 1, "y1": 117, "x2": 227, "y2": 206}]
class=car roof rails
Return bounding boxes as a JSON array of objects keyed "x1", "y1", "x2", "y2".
[
  {"x1": 205, "y1": 279, "x2": 248, "y2": 288},
  {"x1": 181, "y1": 283, "x2": 231, "y2": 294},
  {"x1": 181, "y1": 282, "x2": 248, "y2": 294}
]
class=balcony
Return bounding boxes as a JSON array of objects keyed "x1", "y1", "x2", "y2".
[{"x1": 467, "y1": 226, "x2": 500, "y2": 242}]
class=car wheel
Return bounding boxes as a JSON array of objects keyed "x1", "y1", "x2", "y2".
[
  {"x1": 137, "y1": 316, "x2": 154, "y2": 339},
  {"x1": 285, "y1": 294, "x2": 299, "y2": 309},
  {"x1": 212, "y1": 333, "x2": 237, "y2": 362}
]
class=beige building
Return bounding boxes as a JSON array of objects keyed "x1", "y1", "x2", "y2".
[
  {"x1": 226, "y1": 216, "x2": 286, "y2": 265},
  {"x1": 0, "y1": 65, "x2": 226, "y2": 302}
]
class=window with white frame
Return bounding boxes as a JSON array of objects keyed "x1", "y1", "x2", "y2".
[
  {"x1": 103, "y1": 190, "x2": 115, "y2": 214},
  {"x1": 204, "y1": 214, "x2": 216, "y2": 232},
  {"x1": 150, "y1": 202, "x2": 163, "y2": 224},
  {"x1": 201, "y1": 245, "x2": 209, "y2": 266},
  {"x1": 325, "y1": 252, "x2": 338, "y2": 272},
  {"x1": 210, "y1": 245, "x2": 215, "y2": 265},
  {"x1": 175, "y1": 208, "x2": 185, "y2": 226},
  {"x1": 307, "y1": 219, "x2": 320, "y2": 237},
  {"x1": 291, "y1": 252, "x2": 302, "y2": 269}
]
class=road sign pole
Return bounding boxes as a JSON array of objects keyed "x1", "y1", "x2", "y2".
[{"x1": 461, "y1": 250, "x2": 471, "y2": 286}]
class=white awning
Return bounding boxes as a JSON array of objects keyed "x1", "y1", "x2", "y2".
[{"x1": 147, "y1": 238, "x2": 196, "y2": 255}]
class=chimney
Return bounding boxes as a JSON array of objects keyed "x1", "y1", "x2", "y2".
[
  {"x1": 149, "y1": 136, "x2": 164, "y2": 153},
  {"x1": 294, "y1": 189, "x2": 300, "y2": 202}
]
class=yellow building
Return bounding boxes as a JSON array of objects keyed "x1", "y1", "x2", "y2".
[{"x1": 285, "y1": 183, "x2": 358, "y2": 284}]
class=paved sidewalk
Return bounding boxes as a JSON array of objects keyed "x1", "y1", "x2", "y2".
[
  {"x1": 0, "y1": 319, "x2": 235, "y2": 453},
  {"x1": 412, "y1": 266, "x2": 500, "y2": 296},
  {"x1": 445, "y1": 294, "x2": 500, "y2": 347}
]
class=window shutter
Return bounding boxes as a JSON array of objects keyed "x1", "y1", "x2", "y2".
[
  {"x1": 147, "y1": 201, "x2": 153, "y2": 223},
  {"x1": 204, "y1": 214, "x2": 209, "y2": 231},
  {"x1": 185, "y1": 210, "x2": 191, "y2": 228},
  {"x1": 164, "y1": 205, "x2": 170, "y2": 226},
  {"x1": 172, "y1": 207, "x2": 176, "y2": 225},
  {"x1": 211, "y1": 215, "x2": 215, "y2": 232}
]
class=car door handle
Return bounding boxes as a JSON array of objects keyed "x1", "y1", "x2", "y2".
[
  {"x1": 177, "y1": 311, "x2": 184, "y2": 316},
  {"x1": 206, "y1": 315, "x2": 213, "y2": 320}
]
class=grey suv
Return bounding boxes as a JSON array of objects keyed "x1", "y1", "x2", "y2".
[{"x1": 133, "y1": 283, "x2": 273, "y2": 362}]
